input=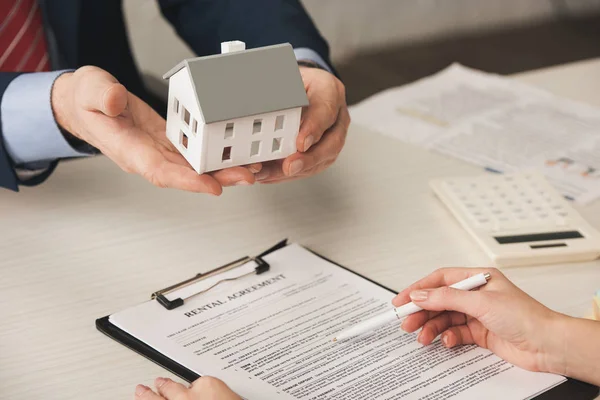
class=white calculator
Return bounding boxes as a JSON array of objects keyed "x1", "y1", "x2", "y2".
[{"x1": 430, "y1": 172, "x2": 600, "y2": 267}]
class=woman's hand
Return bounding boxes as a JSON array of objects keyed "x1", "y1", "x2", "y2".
[
  {"x1": 135, "y1": 377, "x2": 241, "y2": 400},
  {"x1": 392, "y1": 268, "x2": 566, "y2": 374}
]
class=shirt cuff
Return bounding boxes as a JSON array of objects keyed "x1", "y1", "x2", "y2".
[
  {"x1": 0, "y1": 70, "x2": 89, "y2": 166},
  {"x1": 294, "y1": 48, "x2": 333, "y2": 74}
]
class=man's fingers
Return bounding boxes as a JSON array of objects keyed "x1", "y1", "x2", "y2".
[
  {"x1": 409, "y1": 287, "x2": 489, "y2": 320},
  {"x1": 247, "y1": 163, "x2": 262, "y2": 174},
  {"x1": 155, "y1": 378, "x2": 189, "y2": 400},
  {"x1": 147, "y1": 161, "x2": 223, "y2": 194},
  {"x1": 418, "y1": 311, "x2": 467, "y2": 345},
  {"x1": 135, "y1": 384, "x2": 165, "y2": 400},
  {"x1": 281, "y1": 106, "x2": 349, "y2": 178},
  {"x1": 255, "y1": 159, "x2": 285, "y2": 183},
  {"x1": 297, "y1": 70, "x2": 343, "y2": 152},
  {"x1": 126, "y1": 147, "x2": 223, "y2": 194},
  {"x1": 97, "y1": 126, "x2": 222, "y2": 194},
  {"x1": 75, "y1": 66, "x2": 128, "y2": 116},
  {"x1": 392, "y1": 267, "x2": 501, "y2": 308},
  {"x1": 102, "y1": 83, "x2": 128, "y2": 117},
  {"x1": 211, "y1": 166, "x2": 256, "y2": 187},
  {"x1": 298, "y1": 100, "x2": 339, "y2": 152}
]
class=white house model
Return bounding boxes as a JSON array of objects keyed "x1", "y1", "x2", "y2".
[{"x1": 162, "y1": 41, "x2": 309, "y2": 174}]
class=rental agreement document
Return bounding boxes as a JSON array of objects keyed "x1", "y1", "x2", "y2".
[
  {"x1": 350, "y1": 64, "x2": 600, "y2": 204},
  {"x1": 109, "y1": 244, "x2": 565, "y2": 399}
]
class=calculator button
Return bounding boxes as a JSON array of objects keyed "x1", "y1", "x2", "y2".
[
  {"x1": 555, "y1": 217, "x2": 568, "y2": 227},
  {"x1": 498, "y1": 220, "x2": 519, "y2": 231}
]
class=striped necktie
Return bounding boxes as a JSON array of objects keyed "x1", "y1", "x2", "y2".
[{"x1": 0, "y1": 0, "x2": 50, "y2": 72}]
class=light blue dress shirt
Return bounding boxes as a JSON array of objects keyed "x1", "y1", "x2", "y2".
[{"x1": 0, "y1": 48, "x2": 331, "y2": 168}]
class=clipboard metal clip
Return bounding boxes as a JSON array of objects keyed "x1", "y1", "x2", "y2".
[{"x1": 151, "y1": 239, "x2": 288, "y2": 310}]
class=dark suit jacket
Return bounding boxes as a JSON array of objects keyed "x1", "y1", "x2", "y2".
[{"x1": 0, "y1": 0, "x2": 332, "y2": 191}]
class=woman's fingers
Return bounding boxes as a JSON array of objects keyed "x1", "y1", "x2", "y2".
[
  {"x1": 190, "y1": 376, "x2": 241, "y2": 399},
  {"x1": 407, "y1": 286, "x2": 490, "y2": 322},
  {"x1": 392, "y1": 267, "x2": 500, "y2": 308},
  {"x1": 401, "y1": 310, "x2": 440, "y2": 333},
  {"x1": 155, "y1": 377, "x2": 189, "y2": 399},
  {"x1": 442, "y1": 325, "x2": 476, "y2": 348},
  {"x1": 135, "y1": 384, "x2": 165, "y2": 400},
  {"x1": 418, "y1": 311, "x2": 467, "y2": 345}
]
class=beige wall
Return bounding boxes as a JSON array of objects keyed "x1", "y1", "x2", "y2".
[
  {"x1": 302, "y1": 0, "x2": 600, "y2": 60},
  {"x1": 124, "y1": 0, "x2": 600, "y2": 79}
]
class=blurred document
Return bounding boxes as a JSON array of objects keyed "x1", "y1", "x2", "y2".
[
  {"x1": 350, "y1": 64, "x2": 600, "y2": 204},
  {"x1": 110, "y1": 244, "x2": 564, "y2": 399}
]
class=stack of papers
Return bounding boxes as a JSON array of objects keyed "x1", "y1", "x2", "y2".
[{"x1": 350, "y1": 64, "x2": 600, "y2": 204}]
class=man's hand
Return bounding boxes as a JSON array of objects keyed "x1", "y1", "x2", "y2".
[
  {"x1": 255, "y1": 67, "x2": 350, "y2": 183},
  {"x1": 135, "y1": 377, "x2": 241, "y2": 400},
  {"x1": 51, "y1": 66, "x2": 260, "y2": 194}
]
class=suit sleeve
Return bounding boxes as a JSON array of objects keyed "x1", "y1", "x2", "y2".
[
  {"x1": 0, "y1": 73, "x2": 21, "y2": 191},
  {"x1": 157, "y1": 0, "x2": 334, "y2": 71},
  {"x1": 0, "y1": 71, "x2": 92, "y2": 192}
]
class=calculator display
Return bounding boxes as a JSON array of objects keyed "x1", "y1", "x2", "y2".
[{"x1": 494, "y1": 231, "x2": 584, "y2": 245}]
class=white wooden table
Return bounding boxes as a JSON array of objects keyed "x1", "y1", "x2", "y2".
[{"x1": 1, "y1": 59, "x2": 599, "y2": 400}]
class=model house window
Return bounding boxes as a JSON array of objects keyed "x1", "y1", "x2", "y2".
[
  {"x1": 173, "y1": 98, "x2": 179, "y2": 114},
  {"x1": 275, "y1": 115, "x2": 285, "y2": 131},
  {"x1": 182, "y1": 107, "x2": 190, "y2": 126},
  {"x1": 272, "y1": 137, "x2": 282, "y2": 152},
  {"x1": 180, "y1": 130, "x2": 188, "y2": 149},
  {"x1": 252, "y1": 119, "x2": 262, "y2": 134},
  {"x1": 225, "y1": 122, "x2": 234, "y2": 139},
  {"x1": 191, "y1": 119, "x2": 198, "y2": 135},
  {"x1": 250, "y1": 141, "x2": 261, "y2": 157},
  {"x1": 222, "y1": 146, "x2": 232, "y2": 162}
]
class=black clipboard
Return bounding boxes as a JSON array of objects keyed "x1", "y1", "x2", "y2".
[{"x1": 96, "y1": 240, "x2": 599, "y2": 399}]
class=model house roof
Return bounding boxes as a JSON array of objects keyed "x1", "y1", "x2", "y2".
[{"x1": 163, "y1": 43, "x2": 309, "y2": 124}]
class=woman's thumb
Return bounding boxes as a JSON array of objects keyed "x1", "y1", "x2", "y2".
[{"x1": 410, "y1": 287, "x2": 488, "y2": 319}]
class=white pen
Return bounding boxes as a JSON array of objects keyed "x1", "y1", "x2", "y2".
[{"x1": 333, "y1": 272, "x2": 491, "y2": 342}]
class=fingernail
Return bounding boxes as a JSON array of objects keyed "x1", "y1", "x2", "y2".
[
  {"x1": 400, "y1": 320, "x2": 408, "y2": 332},
  {"x1": 235, "y1": 180, "x2": 252, "y2": 186},
  {"x1": 256, "y1": 170, "x2": 270, "y2": 181},
  {"x1": 417, "y1": 331, "x2": 424, "y2": 344},
  {"x1": 303, "y1": 135, "x2": 314, "y2": 152},
  {"x1": 410, "y1": 290, "x2": 429, "y2": 302},
  {"x1": 248, "y1": 165, "x2": 261, "y2": 173},
  {"x1": 442, "y1": 333, "x2": 450, "y2": 347},
  {"x1": 288, "y1": 160, "x2": 304, "y2": 176},
  {"x1": 155, "y1": 377, "x2": 168, "y2": 388},
  {"x1": 135, "y1": 385, "x2": 149, "y2": 396}
]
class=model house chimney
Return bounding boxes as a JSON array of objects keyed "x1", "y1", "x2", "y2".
[{"x1": 221, "y1": 41, "x2": 246, "y2": 54}]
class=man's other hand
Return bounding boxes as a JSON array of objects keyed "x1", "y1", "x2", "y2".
[{"x1": 255, "y1": 67, "x2": 350, "y2": 183}]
